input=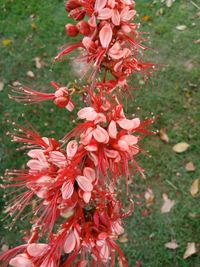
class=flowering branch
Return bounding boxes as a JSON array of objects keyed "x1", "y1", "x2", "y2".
[{"x1": 0, "y1": 1, "x2": 156, "y2": 266}]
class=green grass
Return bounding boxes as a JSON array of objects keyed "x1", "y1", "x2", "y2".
[{"x1": 0, "y1": 0, "x2": 200, "y2": 266}]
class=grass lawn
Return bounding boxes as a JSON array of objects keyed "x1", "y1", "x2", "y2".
[{"x1": 0, "y1": 0, "x2": 200, "y2": 266}]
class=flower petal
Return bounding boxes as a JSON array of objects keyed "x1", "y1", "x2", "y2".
[
  {"x1": 66, "y1": 140, "x2": 78, "y2": 158},
  {"x1": 108, "y1": 120, "x2": 117, "y2": 138},
  {"x1": 49, "y1": 151, "x2": 67, "y2": 167},
  {"x1": 118, "y1": 140, "x2": 129, "y2": 151},
  {"x1": 27, "y1": 243, "x2": 48, "y2": 257},
  {"x1": 78, "y1": 107, "x2": 97, "y2": 121},
  {"x1": 120, "y1": 135, "x2": 138, "y2": 145},
  {"x1": 61, "y1": 180, "x2": 74, "y2": 199},
  {"x1": 64, "y1": 231, "x2": 76, "y2": 254},
  {"x1": 131, "y1": 118, "x2": 140, "y2": 129},
  {"x1": 97, "y1": 8, "x2": 112, "y2": 20},
  {"x1": 9, "y1": 254, "x2": 33, "y2": 267},
  {"x1": 83, "y1": 192, "x2": 91, "y2": 203},
  {"x1": 117, "y1": 118, "x2": 138, "y2": 130},
  {"x1": 83, "y1": 167, "x2": 96, "y2": 182},
  {"x1": 99, "y1": 24, "x2": 113, "y2": 49},
  {"x1": 93, "y1": 125, "x2": 109, "y2": 143},
  {"x1": 95, "y1": 0, "x2": 107, "y2": 11},
  {"x1": 27, "y1": 159, "x2": 48, "y2": 171},
  {"x1": 76, "y1": 175, "x2": 93, "y2": 192},
  {"x1": 112, "y1": 9, "x2": 120, "y2": 26}
]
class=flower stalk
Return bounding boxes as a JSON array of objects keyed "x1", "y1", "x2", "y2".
[{"x1": 0, "y1": 1, "x2": 156, "y2": 266}]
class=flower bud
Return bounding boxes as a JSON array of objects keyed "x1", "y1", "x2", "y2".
[
  {"x1": 65, "y1": 24, "x2": 79, "y2": 37},
  {"x1": 54, "y1": 96, "x2": 69, "y2": 108},
  {"x1": 69, "y1": 8, "x2": 85, "y2": 21},
  {"x1": 76, "y1": 21, "x2": 91, "y2": 36},
  {"x1": 65, "y1": 0, "x2": 81, "y2": 12}
]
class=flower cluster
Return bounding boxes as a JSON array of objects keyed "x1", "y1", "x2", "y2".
[
  {"x1": 0, "y1": 1, "x2": 156, "y2": 266},
  {"x1": 55, "y1": 0, "x2": 155, "y2": 80}
]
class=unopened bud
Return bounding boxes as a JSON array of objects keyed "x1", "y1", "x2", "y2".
[
  {"x1": 76, "y1": 21, "x2": 91, "y2": 36},
  {"x1": 65, "y1": 24, "x2": 79, "y2": 37},
  {"x1": 54, "y1": 96, "x2": 69, "y2": 108},
  {"x1": 65, "y1": 0, "x2": 81, "y2": 12},
  {"x1": 69, "y1": 8, "x2": 85, "y2": 21}
]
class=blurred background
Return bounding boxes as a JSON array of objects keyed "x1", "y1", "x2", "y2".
[{"x1": 0, "y1": 0, "x2": 200, "y2": 266}]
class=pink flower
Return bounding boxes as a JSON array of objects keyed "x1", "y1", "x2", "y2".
[
  {"x1": 11, "y1": 81, "x2": 75, "y2": 111},
  {"x1": 9, "y1": 254, "x2": 33, "y2": 267},
  {"x1": 64, "y1": 227, "x2": 80, "y2": 254},
  {"x1": 61, "y1": 167, "x2": 95, "y2": 202}
]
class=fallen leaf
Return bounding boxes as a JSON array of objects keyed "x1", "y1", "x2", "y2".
[
  {"x1": 118, "y1": 233, "x2": 128, "y2": 243},
  {"x1": 195, "y1": 11, "x2": 200, "y2": 17},
  {"x1": 156, "y1": 8, "x2": 164, "y2": 17},
  {"x1": 190, "y1": 179, "x2": 199, "y2": 197},
  {"x1": 144, "y1": 188, "x2": 155, "y2": 206},
  {"x1": 183, "y1": 243, "x2": 197, "y2": 259},
  {"x1": 2, "y1": 39, "x2": 12, "y2": 46},
  {"x1": 0, "y1": 81, "x2": 4, "y2": 91},
  {"x1": 161, "y1": 193, "x2": 175, "y2": 213},
  {"x1": 176, "y1": 25, "x2": 187, "y2": 31},
  {"x1": 159, "y1": 128, "x2": 169, "y2": 143},
  {"x1": 34, "y1": 57, "x2": 44, "y2": 69},
  {"x1": 165, "y1": 240, "x2": 179, "y2": 250},
  {"x1": 31, "y1": 22, "x2": 38, "y2": 30},
  {"x1": 184, "y1": 60, "x2": 194, "y2": 71},
  {"x1": 194, "y1": 39, "x2": 200, "y2": 44},
  {"x1": 166, "y1": 0, "x2": 173, "y2": 7},
  {"x1": 185, "y1": 162, "x2": 195, "y2": 172},
  {"x1": 26, "y1": 70, "x2": 35, "y2": 78},
  {"x1": 173, "y1": 142, "x2": 190, "y2": 153},
  {"x1": 141, "y1": 15, "x2": 152, "y2": 22}
]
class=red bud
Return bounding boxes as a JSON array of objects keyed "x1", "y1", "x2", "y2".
[
  {"x1": 76, "y1": 21, "x2": 91, "y2": 36},
  {"x1": 65, "y1": 24, "x2": 79, "y2": 37},
  {"x1": 65, "y1": 0, "x2": 81, "y2": 12},
  {"x1": 69, "y1": 8, "x2": 85, "y2": 21},
  {"x1": 54, "y1": 96, "x2": 69, "y2": 108}
]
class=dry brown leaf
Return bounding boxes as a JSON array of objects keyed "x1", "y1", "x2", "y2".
[
  {"x1": 166, "y1": 0, "x2": 173, "y2": 7},
  {"x1": 159, "y1": 128, "x2": 169, "y2": 143},
  {"x1": 184, "y1": 60, "x2": 194, "y2": 71},
  {"x1": 194, "y1": 39, "x2": 200, "y2": 44},
  {"x1": 165, "y1": 240, "x2": 179, "y2": 250},
  {"x1": 26, "y1": 70, "x2": 35, "y2": 78},
  {"x1": 118, "y1": 233, "x2": 128, "y2": 243},
  {"x1": 176, "y1": 25, "x2": 187, "y2": 31},
  {"x1": 161, "y1": 193, "x2": 175, "y2": 213},
  {"x1": 31, "y1": 22, "x2": 38, "y2": 30},
  {"x1": 173, "y1": 142, "x2": 190, "y2": 153},
  {"x1": 141, "y1": 15, "x2": 151, "y2": 22},
  {"x1": 34, "y1": 57, "x2": 44, "y2": 69},
  {"x1": 183, "y1": 242, "x2": 197, "y2": 259},
  {"x1": 185, "y1": 162, "x2": 195, "y2": 172},
  {"x1": 190, "y1": 179, "x2": 199, "y2": 197},
  {"x1": 144, "y1": 188, "x2": 155, "y2": 207},
  {"x1": 0, "y1": 81, "x2": 4, "y2": 91},
  {"x1": 196, "y1": 11, "x2": 200, "y2": 17}
]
